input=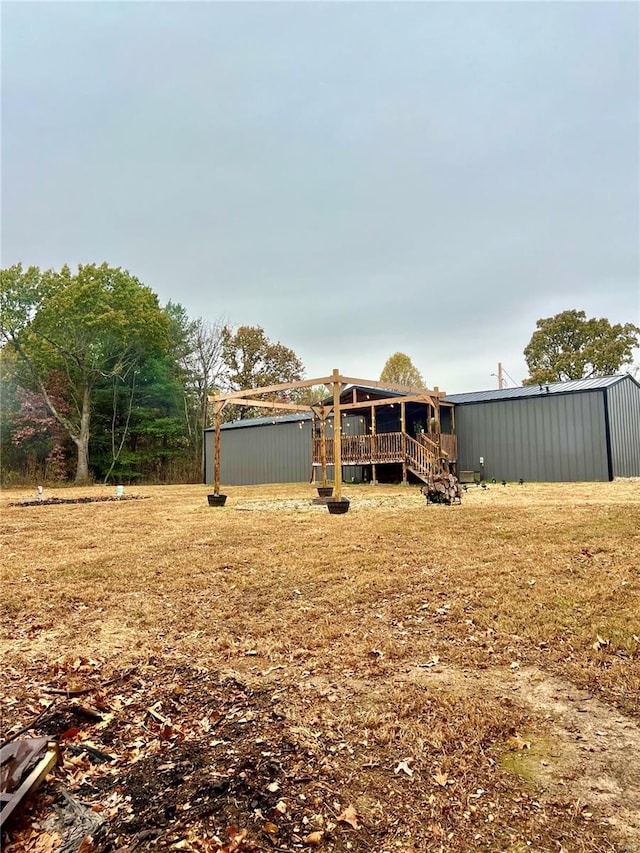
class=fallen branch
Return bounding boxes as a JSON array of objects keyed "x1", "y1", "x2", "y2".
[
  {"x1": 44, "y1": 666, "x2": 137, "y2": 697},
  {"x1": 1, "y1": 698, "x2": 60, "y2": 749}
]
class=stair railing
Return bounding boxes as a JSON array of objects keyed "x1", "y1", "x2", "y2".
[{"x1": 405, "y1": 434, "x2": 437, "y2": 480}]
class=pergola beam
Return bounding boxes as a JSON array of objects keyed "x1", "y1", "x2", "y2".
[
  {"x1": 213, "y1": 397, "x2": 313, "y2": 413},
  {"x1": 338, "y1": 393, "x2": 438, "y2": 412},
  {"x1": 210, "y1": 375, "x2": 335, "y2": 402},
  {"x1": 208, "y1": 374, "x2": 447, "y2": 405},
  {"x1": 337, "y1": 376, "x2": 446, "y2": 397}
]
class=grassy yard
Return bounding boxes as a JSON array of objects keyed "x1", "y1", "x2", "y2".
[{"x1": 1, "y1": 480, "x2": 639, "y2": 853}]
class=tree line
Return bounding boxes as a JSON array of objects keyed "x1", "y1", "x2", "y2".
[
  {"x1": 2, "y1": 263, "x2": 638, "y2": 485},
  {"x1": 1, "y1": 263, "x2": 306, "y2": 485}
]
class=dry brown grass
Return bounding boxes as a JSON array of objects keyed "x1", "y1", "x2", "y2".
[{"x1": 1, "y1": 480, "x2": 639, "y2": 852}]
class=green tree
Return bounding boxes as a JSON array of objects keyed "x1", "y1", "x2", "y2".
[
  {"x1": 221, "y1": 325, "x2": 304, "y2": 418},
  {"x1": 380, "y1": 352, "x2": 425, "y2": 388},
  {"x1": 523, "y1": 310, "x2": 640, "y2": 385},
  {"x1": 89, "y1": 346, "x2": 199, "y2": 486},
  {"x1": 1, "y1": 263, "x2": 171, "y2": 483}
]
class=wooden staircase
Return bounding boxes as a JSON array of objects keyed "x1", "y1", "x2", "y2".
[{"x1": 405, "y1": 434, "x2": 446, "y2": 485}]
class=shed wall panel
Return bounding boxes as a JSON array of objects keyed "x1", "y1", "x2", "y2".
[
  {"x1": 607, "y1": 378, "x2": 640, "y2": 478},
  {"x1": 455, "y1": 392, "x2": 609, "y2": 482},
  {"x1": 205, "y1": 421, "x2": 311, "y2": 485}
]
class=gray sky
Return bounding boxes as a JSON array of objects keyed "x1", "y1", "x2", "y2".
[{"x1": 2, "y1": 1, "x2": 639, "y2": 393}]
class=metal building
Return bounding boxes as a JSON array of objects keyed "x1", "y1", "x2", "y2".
[
  {"x1": 204, "y1": 374, "x2": 640, "y2": 485},
  {"x1": 444, "y1": 374, "x2": 640, "y2": 482},
  {"x1": 203, "y1": 412, "x2": 368, "y2": 486}
]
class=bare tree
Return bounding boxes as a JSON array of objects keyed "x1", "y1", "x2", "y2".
[{"x1": 183, "y1": 317, "x2": 226, "y2": 474}]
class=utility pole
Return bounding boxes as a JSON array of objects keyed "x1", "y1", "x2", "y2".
[{"x1": 497, "y1": 362, "x2": 504, "y2": 390}]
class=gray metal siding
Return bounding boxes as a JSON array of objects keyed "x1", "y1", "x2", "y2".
[
  {"x1": 455, "y1": 392, "x2": 609, "y2": 482},
  {"x1": 607, "y1": 377, "x2": 640, "y2": 478},
  {"x1": 205, "y1": 421, "x2": 311, "y2": 486}
]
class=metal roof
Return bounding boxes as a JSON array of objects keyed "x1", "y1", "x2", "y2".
[
  {"x1": 444, "y1": 375, "x2": 635, "y2": 405},
  {"x1": 205, "y1": 412, "x2": 313, "y2": 432}
]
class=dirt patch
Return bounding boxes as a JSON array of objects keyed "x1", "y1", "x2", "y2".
[
  {"x1": 9, "y1": 496, "x2": 147, "y2": 507},
  {"x1": 233, "y1": 499, "x2": 324, "y2": 512},
  {"x1": 402, "y1": 663, "x2": 640, "y2": 844},
  {"x1": 3, "y1": 660, "x2": 627, "y2": 853}
]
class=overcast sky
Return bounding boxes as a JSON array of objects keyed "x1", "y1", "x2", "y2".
[{"x1": 2, "y1": 1, "x2": 639, "y2": 392}]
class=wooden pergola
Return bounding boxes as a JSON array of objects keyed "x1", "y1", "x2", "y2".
[{"x1": 208, "y1": 369, "x2": 453, "y2": 498}]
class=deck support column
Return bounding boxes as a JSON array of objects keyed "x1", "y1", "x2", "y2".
[{"x1": 401, "y1": 402, "x2": 407, "y2": 485}]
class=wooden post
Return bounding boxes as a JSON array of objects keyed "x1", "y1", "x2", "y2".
[
  {"x1": 401, "y1": 401, "x2": 407, "y2": 485},
  {"x1": 371, "y1": 404, "x2": 377, "y2": 485},
  {"x1": 332, "y1": 369, "x2": 342, "y2": 500},
  {"x1": 319, "y1": 408, "x2": 328, "y2": 487},
  {"x1": 311, "y1": 411, "x2": 317, "y2": 484},
  {"x1": 213, "y1": 406, "x2": 221, "y2": 495},
  {"x1": 435, "y1": 398, "x2": 441, "y2": 465}
]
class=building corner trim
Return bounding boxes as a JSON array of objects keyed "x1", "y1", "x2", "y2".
[{"x1": 602, "y1": 389, "x2": 614, "y2": 481}]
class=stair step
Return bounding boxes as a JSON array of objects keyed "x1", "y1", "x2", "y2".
[{"x1": 407, "y1": 466, "x2": 430, "y2": 484}]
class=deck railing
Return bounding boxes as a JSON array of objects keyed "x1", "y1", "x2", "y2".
[
  {"x1": 313, "y1": 432, "x2": 405, "y2": 466},
  {"x1": 417, "y1": 432, "x2": 458, "y2": 461},
  {"x1": 312, "y1": 430, "x2": 457, "y2": 474},
  {"x1": 439, "y1": 433, "x2": 458, "y2": 461}
]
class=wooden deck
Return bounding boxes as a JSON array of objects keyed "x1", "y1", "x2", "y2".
[{"x1": 312, "y1": 432, "x2": 457, "y2": 478}]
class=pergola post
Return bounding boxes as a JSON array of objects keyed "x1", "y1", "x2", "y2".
[
  {"x1": 401, "y1": 401, "x2": 407, "y2": 485},
  {"x1": 213, "y1": 404, "x2": 222, "y2": 495},
  {"x1": 332, "y1": 369, "x2": 342, "y2": 500},
  {"x1": 319, "y1": 408, "x2": 328, "y2": 487},
  {"x1": 371, "y1": 404, "x2": 377, "y2": 485}
]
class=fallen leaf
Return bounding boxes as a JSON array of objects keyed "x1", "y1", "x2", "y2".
[
  {"x1": 303, "y1": 830, "x2": 324, "y2": 846},
  {"x1": 337, "y1": 804, "x2": 360, "y2": 829},
  {"x1": 394, "y1": 759, "x2": 414, "y2": 777},
  {"x1": 76, "y1": 837, "x2": 95, "y2": 853},
  {"x1": 60, "y1": 727, "x2": 81, "y2": 741},
  {"x1": 433, "y1": 770, "x2": 449, "y2": 787},
  {"x1": 507, "y1": 734, "x2": 531, "y2": 750}
]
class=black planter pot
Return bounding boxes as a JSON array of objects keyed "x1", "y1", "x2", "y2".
[
  {"x1": 317, "y1": 486, "x2": 333, "y2": 498},
  {"x1": 327, "y1": 498, "x2": 350, "y2": 515},
  {"x1": 208, "y1": 494, "x2": 227, "y2": 507}
]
